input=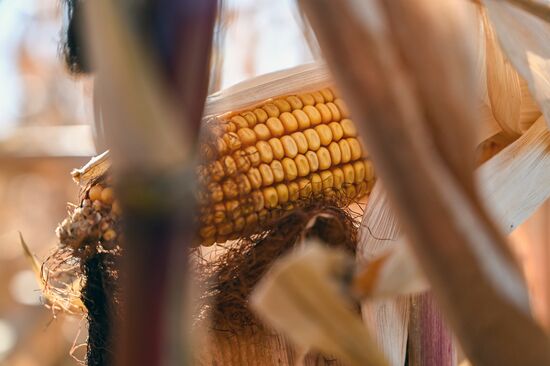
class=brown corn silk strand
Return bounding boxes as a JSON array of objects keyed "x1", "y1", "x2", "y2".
[{"x1": 195, "y1": 204, "x2": 361, "y2": 366}]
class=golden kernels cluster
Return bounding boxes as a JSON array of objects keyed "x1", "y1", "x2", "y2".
[{"x1": 197, "y1": 88, "x2": 374, "y2": 245}]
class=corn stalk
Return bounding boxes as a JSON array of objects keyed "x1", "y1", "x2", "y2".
[{"x1": 299, "y1": 0, "x2": 550, "y2": 365}]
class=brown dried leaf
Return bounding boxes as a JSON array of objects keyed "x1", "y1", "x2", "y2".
[
  {"x1": 300, "y1": 0, "x2": 550, "y2": 364},
  {"x1": 484, "y1": 0, "x2": 550, "y2": 131},
  {"x1": 250, "y1": 243, "x2": 389, "y2": 366},
  {"x1": 482, "y1": 8, "x2": 523, "y2": 137}
]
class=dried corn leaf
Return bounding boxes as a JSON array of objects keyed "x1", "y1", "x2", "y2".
[
  {"x1": 71, "y1": 150, "x2": 111, "y2": 185},
  {"x1": 21, "y1": 234, "x2": 85, "y2": 313},
  {"x1": 356, "y1": 184, "x2": 410, "y2": 366},
  {"x1": 484, "y1": 0, "x2": 550, "y2": 131},
  {"x1": 250, "y1": 243, "x2": 389, "y2": 366},
  {"x1": 360, "y1": 117, "x2": 550, "y2": 303},
  {"x1": 482, "y1": 8, "x2": 523, "y2": 137},
  {"x1": 300, "y1": 0, "x2": 550, "y2": 363},
  {"x1": 478, "y1": 116, "x2": 550, "y2": 232}
]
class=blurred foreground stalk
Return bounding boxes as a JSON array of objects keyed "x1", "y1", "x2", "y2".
[
  {"x1": 299, "y1": 0, "x2": 550, "y2": 365},
  {"x1": 83, "y1": 0, "x2": 217, "y2": 365}
]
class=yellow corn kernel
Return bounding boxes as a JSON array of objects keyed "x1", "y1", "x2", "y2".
[
  {"x1": 253, "y1": 124, "x2": 271, "y2": 141},
  {"x1": 231, "y1": 115, "x2": 249, "y2": 129},
  {"x1": 89, "y1": 185, "x2": 103, "y2": 201},
  {"x1": 259, "y1": 163, "x2": 274, "y2": 186},
  {"x1": 218, "y1": 222, "x2": 234, "y2": 236},
  {"x1": 326, "y1": 102, "x2": 341, "y2": 121},
  {"x1": 222, "y1": 179, "x2": 238, "y2": 199},
  {"x1": 270, "y1": 160, "x2": 285, "y2": 182},
  {"x1": 280, "y1": 135, "x2": 298, "y2": 158},
  {"x1": 332, "y1": 167, "x2": 344, "y2": 189},
  {"x1": 294, "y1": 154, "x2": 310, "y2": 177},
  {"x1": 209, "y1": 161, "x2": 225, "y2": 182},
  {"x1": 213, "y1": 203, "x2": 226, "y2": 224},
  {"x1": 353, "y1": 160, "x2": 366, "y2": 183},
  {"x1": 316, "y1": 147, "x2": 332, "y2": 170},
  {"x1": 263, "y1": 103, "x2": 280, "y2": 118},
  {"x1": 266, "y1": 117, "x2": 285, "y2": 137},
  {"x1": 273, "y1": 99, "x2": 292, "y2": 113},
  {"x1": 233, "y1": 150, "x2": 251, "y2": 173},
  {"x1": 223, "y1": 132, "x2": 242, "y2": 152},
  {"x1": 268, "y1": 138, "x2": 285, "y2": 160},
  {"x1": 364, "y1": 159, "x2": 375, "y2": 181},
  {"x1": 347, "y1": 138, "x2": 362, "y2": 161},
  {"x1": 215, "y1": 137, "x2": 228, "y2": 155},
  {"x1": 226, "y1": 122, "x2": 237, "y2": 133},
  {"x1": 263, "y1": 187, "x2": 279, "y2": 208},
  {"x1": 311, "y1": 173, "x2": 323, "y2": 194},
  {"x1": 328, "y1": 142, "x2": 342, "y2": 165},
  {"x1": 280, "y1": 112, "x2": 299, "y2": 133},
  {"x1": 200, "y1": 225, "x2": 216, "y2": 240},
  {"x1": 298, "y1": 178, "x2": 312, "y2": 198},
  {"x1": 292, "y1": 109, "x2": 311, "y2": 130},
  {"x1": 235, "y1": 174, "x2": 252, "y2": 195},
  {"x1": 291, "y1": 132, "x2": 308, "y2": 154},
  {"x1": 341, "y1": 119, "x2": 357, "y2": 137},
  {"x1": 253, "y1": 108, "x2": 268, "y2": 123},
  {"x1": 225, "y1": 200, "x2": 241, "y2": 219},
  {"x1": 244, "y1": 146, "x2": 261, "y2": 167},
  {"x1": 288, "y1": 181, "x2": 300, "y2": 201},
  {"x1": 245, "y1": 213, "x2": 258, "y2": 226},
  {"x1": 298, "y1": 93, "x2": 315, "y2": 106},
  {"x1": 305, "y1": 151, "x2": 319, "y2": 173},
  {"x1": 282, "y1": 158, "x2": 298, "y2": 181},
  {"x1": 316, "y1": 103, "x2": 332, "y2": 123},
  {"x1": 338, "y1": 139, "x2": 352, "y2": 163},
  {"x1": 342, "y1": 164, "x2": 355, "y2": 184},
  {"x1": 256, "y1": 141, "x2": 274, "y2": 164},
  {"x1": 100, "y1": 187, "x2": 115, "y2": 204},
  {"x1": 303, "y1": 128, "x2": 321, "y2": 151},
  {"x1": 221, "y1": 155, "x2": 237, "y2": 176},
  {"x1": 303, "y1": 105, "x2": 322, "y2": 126},
  {"x1": 312, "y1": 91, "x2": 325, "y2": 104},
  {"x1": 241, "y1": 111, "x2": 257, "y2": 127},
  {"x1": 320, "y1": 170, "x2": 334, "y2": 190},
  {"x1": 345, "y1": 184, "x2": 357, "y2": 198},
  {"x1": 237, "y1": 128, "x2": 257, "y2": 146},
  {"x1": 320, "y1": 88, "x2": 334, "y2": 102},
  {"x1": 315, "y1": 124, "x2": 333, "y2": 146},
  {"x1": 275, "y1": 183, "x2": 289, "y2": 204},
  {"x1": 208, "y1": 182, "x2": 224, "y2": 202},
  {"x1": 251, "y1": 191, "x2": 265, "y2": 211},
  {"x1": 247, "y1": 168, "x2": 263, "y2": 189},
  {"x1": 328, "y1": 122, "x2": 344, "y2": 141},
  {"x1": 286, "y1": 95, "x2": 303, "y2": 110}
]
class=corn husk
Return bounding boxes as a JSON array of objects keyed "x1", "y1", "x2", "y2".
[{"x1": 483, "y1": 0, "x2": 550, "y2": 131}]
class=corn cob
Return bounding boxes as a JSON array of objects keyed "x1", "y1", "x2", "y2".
[
  {"x1": 79, "y1": 88, "x2": 375, "y2": 247},
  {"x1": 197, "y1": 88, "x2": 374, "y2": 246}
]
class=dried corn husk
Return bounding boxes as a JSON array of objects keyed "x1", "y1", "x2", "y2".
[
  {"x1": 250, "y1": 243, "x2": 389, "y2": 366},
  {"x1": 483, "y1": 0, "x2": 550, "y2": 131}
]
